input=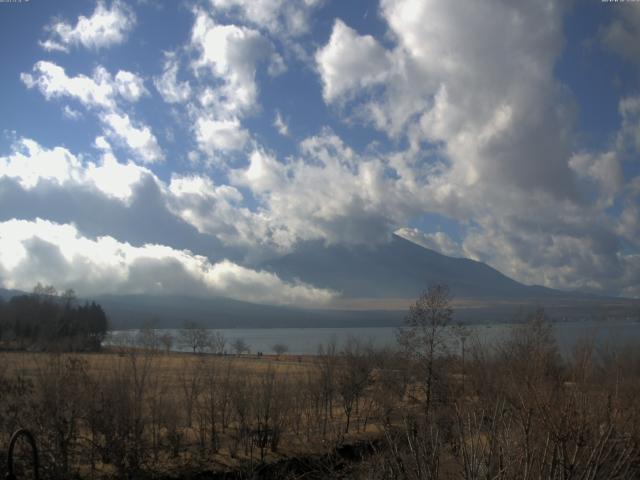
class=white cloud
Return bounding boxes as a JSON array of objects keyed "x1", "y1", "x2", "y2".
[
  {"x1": 40, "y1": 0, "x2": 136, "y2": 52},
  {"x1": 316, "y1": 20, "x2": 392, "y2": 103},
  {"x1": 62, "y1": 105, "x2": 82, "y2": 120},
  {"x1": 304, "y1": 0, "x2": 640, "y2": 297},
  {"x1": 167, "y1": 174, "x2": 274, "y2": 251},
  {"x1": 0, "y1": 218, "x2": 335, "y2": 306},
  {"x1": 0, "y1": 138, "x2": 259, "y2": 257},
  {"x1": 22, "y1": 62, "x2": 120, "y2": 110},
  {"x1": 154, "y1": 53, "x2": 192, "y2": 103},
  {"x1": 317, "y1": 0, "x2": 575, "y2": 201},
  {"x1": 21, "y1": 61, "x2": 161, "y2": 164},
  {"x1": 569, "y1": 151, "x2": 623, "y2": 206},
  {"x1": 0, "y1": 138, "x2": 244, "y2": 266},
  {"x1": 93, "y1": 135, "x2": 112, "y2": 152},
  {"x1": 618, "y1": 201, "x2": 640, "y2": 249},
  {"x1": 232, "y1": 149, "x2": 286, "y2": 194},
  {"x1": 460, "y1": 217, "x2": 638, "y2": 296},
  {"x1": 86, "y1": 153, "x2": 149, "y2": 201},
  {"x1": 188, "y1": 10, "x2": 286, "y2": 158},
  {"x1": 273, "y1": 110, "x2": 289, "y2": 136},
  {"x1": 230, "y1": 131, "x2": 413, "y2": 248},
  {"x1": 191, "y1": 10, "x2": 281, "y2": 116},
  {"x1": 599, "y1": 5, "x2": 640, "y2": 68},
  {"x1": 615, "y1": 178, "x2": 640, "y2": 250},
  {"x1": 21, "y1": 61, "x2": 146, "y2": 111},
  {"x1": 114, "y1": 71, "x2": 148, "y2": 102},
  {"x1": 209, "y1": 0, "x2": 322, "y2": 37},
  {"x1": 395, "y1": 227, "x2": 463, "y2": 258},
  {"x1": 0, "y1": 138, "x2": 82, "y2": 189},
  {"x1": 618, "y1": 95, "x2": 640, "y2": 154},
  {"x1": 100, "y1": 112, "x2": 163, "y2": 164},
  {"x1": 10, "y1": 1, "x2": 640, "y2": 299},
  {"x1": 194, "y1": 116, "x2": 249, "y2": 153},
  {"x1": 0, "y1": 137, "x2": 151, "y2": 202}
]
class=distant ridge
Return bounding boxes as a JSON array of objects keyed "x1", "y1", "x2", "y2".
[
  {"x1": 95, "y1": 294, "x2": 403, "y2": 329},
  {"x1": 262, "y1": 234, "x2": 572, "y2": 300},
  {"x1": 0, "y1": 287, "x2": 24, "y2": 300}
]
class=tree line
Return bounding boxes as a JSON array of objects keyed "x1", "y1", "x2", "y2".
[
  {"x1": 0, "y1": 284, "x2": 108, "y2": 351},
  {"x1": 110, "y1": 321, "x2": 286, "y2": 357}
]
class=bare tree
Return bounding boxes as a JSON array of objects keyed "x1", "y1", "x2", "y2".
[
  {"x1": 179, "y1": 321, "x2": 211, "y2": 354},
  {"x1": 32, "y1": 354, "x2": 88, "y2": 477},
  {"x1": 272, "y1": 343, "x2": 288, "y2": 358},
  {"x1": 211, "y1": 331, "x2": 226, "y2": 355},
  {"x1": 158, "y1": 332, "x2": 174, "y2": 354},
  {"x1": 232, "y1": 338, "x2": 250, "y2": 356},
  {"x1": 107, "y1": 330, "x2": 136, "y2": 353},
  {"x1": 180, "y1": 357, "x2": 204, "y2": 428},
  {"x1": 136, "y1": 324, "x2": 160, "y2": 352},
  {"x1": 337, "y1": 337, "x2": 373, "y2": 433},
  {"x1": 499, "y1": 307, "x2": 560, "y2": 385},
  {"x1": 452, "y1": 322, "x2": 471, "y2": 395},
  {"x1": 398, "y1": 284, "x2": 453, "y2": 415},
  {"x1": 316, "y1": 337, "x2": 338, "y2": 438}
]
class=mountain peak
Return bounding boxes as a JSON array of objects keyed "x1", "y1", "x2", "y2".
[{"x1": 261, "y1": 234, "x2": 558, "y2": 300}]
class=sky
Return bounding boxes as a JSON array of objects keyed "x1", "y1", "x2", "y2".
[{"x1": 0, "y1": 0, "x2": 639, "y2": 304}]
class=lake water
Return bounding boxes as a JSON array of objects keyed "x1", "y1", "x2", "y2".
[{"x1": 108, "y1": 319, "x2": 640, "y2": 355}]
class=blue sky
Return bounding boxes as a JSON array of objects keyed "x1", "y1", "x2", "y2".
[{"x1": 0, "y1": 0, "x2": 639, "y2": 303}]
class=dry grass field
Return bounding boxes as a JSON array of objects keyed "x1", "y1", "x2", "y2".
[
  {"x1": 3, "y1": 314, "x2": 640, "y2": 479},
  {"x1": 0, "y1": 347, "x2": 389, "y2": 479}
]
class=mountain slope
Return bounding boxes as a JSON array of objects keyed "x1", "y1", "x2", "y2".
[
  {"x1": 262, "y1": 234, "x2": 566, "y2": 300},
  {"x1": 0, "y1": 288, "x2": 24, "y2": 300}
]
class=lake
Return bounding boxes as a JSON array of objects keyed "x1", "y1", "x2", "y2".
[{"x1": 108, "y1": 318, "x2": 640, "y2": 355}]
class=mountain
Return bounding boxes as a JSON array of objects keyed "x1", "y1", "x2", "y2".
[
  {"x1": 2, "y1": 236, "x2": 638, "y2": 328},
  {"x1": 0, "y1": 287, "x2": 25, "y2": 300},
  {"x1": 261, "y1": 234, "x2": 564, "y2": 300}
]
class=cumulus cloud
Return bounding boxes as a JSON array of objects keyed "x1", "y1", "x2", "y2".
[
  {"x1": 303, "y1": 0, "x2": 640, "y2": 297},
  {"x1": 167, "y1": 173, "x2": 278, "y2": 253},
  {"x1": 101, "y1": 112, "x2": 164, "y2": 164},
  {"x1": 460, "y1": 216, "x2": 640, "y2": 296},
  {"x1": 21, "y1": 62, "x2": 127, "y2": 110},
  {"x1": 22, "y1": 61, "x2": 162, "y2": 164},
  {"x1": 209, "y1": 0, "x2": 322, "y2": 37},
  {"x1": 194, "y1": 116, "x2": 249, "y2": 153},
  {"x1": 114, "y1": 71, "x2": 148, "y2": 102},
  {"x1": 0, "y1": 138, "x2": 83, "y2": 190},
  {"x1": 21, "y1": 61, "x2": 148, "y2": 110},
  {"x1": 154, "y1": 53, "x2": 192, "y2": 104},
  {"x1": 316, "y1": 20, "x2": 392, "y2": 103},
  {"x1": 0, "y1": 166, "x2": 231, "y2": 266},
  {"x1": 611, "y1": 174, "x2": 640, "y2": 249},
  {"x1": 186, "y1": 10, "x2": 288, "y2": 159},
  {"x1": 191, "y1": 11, "x2": 282, "y2": 116},
  {"x1": 62, "y1": 105, "x2": 82, "y2": 120},
  {"x1": 0, "y1": 138, "x2": 271, "y2": 263},
  {"x1": 0, "y1": 219, "x2": 336, "y2": 306},
  {"x1": 618, "y1": 95, "x2": 640, "y2": 154},
  {"x1": 273, "y1": 110, "x2": 289, "y2": 136},
  {"x1": 228, "y1": 131, "x2": 415, "y2": 248},
  {"x1": 395, "y1": 227, "x2": 463, "y2": 258},
  {"x1": 569, "y1": 151, "x2": 623, "y2": 206},
  {"x1": 40, "y1": 0, "x2": 135, "y2": 52},
  {"x1": 0, "y1": 137, "x2": 150, "y2": 202},
  {"x1": 10, "y1": 0, "x2": 640, "y2": 299},
  {"x1": 316, "y1": 1, "x2": 575, "y2": 196},
  {"x1": 599, "y1": 5, "x2": 640, "y2": 68}
]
